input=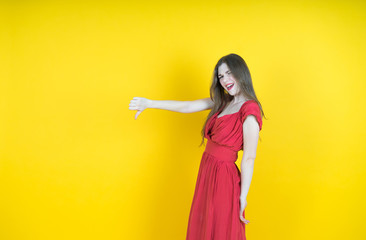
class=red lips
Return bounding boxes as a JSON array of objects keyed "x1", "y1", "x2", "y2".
[{"x1": 226, "y1": 83, "x2": 234, "y2": 90}]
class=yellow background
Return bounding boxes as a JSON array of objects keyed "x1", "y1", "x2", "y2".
[{"x1": 1, "y1": 0, "x2": 365, "y2": 239}]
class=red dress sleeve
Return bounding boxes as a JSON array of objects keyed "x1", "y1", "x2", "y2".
[{"x1": 240, "y1": 101, "x2": 263, "y2": 131}]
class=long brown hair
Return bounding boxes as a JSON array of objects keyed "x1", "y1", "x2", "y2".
[{"x1": 199, "y1": 53, "x2": 266, "y2": 147}]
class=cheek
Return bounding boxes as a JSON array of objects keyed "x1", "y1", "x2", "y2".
[{"x1": 234, "y1": 84, "x2": 240, "y2": 93}]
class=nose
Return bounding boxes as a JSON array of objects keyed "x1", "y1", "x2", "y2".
[{"x1": 222, "y1": 75, "x2": 231, "y2": 83}]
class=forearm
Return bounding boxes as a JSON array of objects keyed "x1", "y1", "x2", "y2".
[
  {"x1": 148, "y1": 99, "x2": 190, "y2": 113},
  {"x1": 240, "y1": 158, "x2": 255, "y2": 200}
]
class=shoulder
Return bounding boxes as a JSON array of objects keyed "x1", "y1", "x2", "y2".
[
  {"x1": 239, "y1": 100, "x2": 261, "y2": 116},
  {"x1": 240, "y1": 100, "x2": 262, "y2": 130}
]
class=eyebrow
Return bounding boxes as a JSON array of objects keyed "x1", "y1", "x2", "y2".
[{"x1": 218, "y1": 70, "x2": 230, "y2": 76}]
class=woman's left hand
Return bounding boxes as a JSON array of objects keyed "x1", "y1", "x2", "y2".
[{"x1": 239, "y1": 198, "x2": 250, "y2": 224}]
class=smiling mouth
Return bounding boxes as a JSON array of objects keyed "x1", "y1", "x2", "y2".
[{"x1": 226, "y1": 83, "x2": 234, "y2": 90}]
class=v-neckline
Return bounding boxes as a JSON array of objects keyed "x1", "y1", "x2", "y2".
[{"x1": 216, "y1": 100, "x2": 253, "y2": 119}]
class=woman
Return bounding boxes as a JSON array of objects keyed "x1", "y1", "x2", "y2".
[{"x1": 129, "y1": 53, "x2": 265, "y2": 239}]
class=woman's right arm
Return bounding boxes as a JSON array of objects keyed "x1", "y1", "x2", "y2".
[{"x1": 129, "y1": 97, "x2": 214, "y2": 119}]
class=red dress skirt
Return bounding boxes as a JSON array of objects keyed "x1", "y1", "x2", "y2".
[{"x1": 186, "y1": 100, "x2": 263, "y2": 240}]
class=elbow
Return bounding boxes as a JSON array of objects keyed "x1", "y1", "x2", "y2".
[
  {"x1": 180, "y1": 101, "x2": 191, "y2": 113},
  {"x1": 242, "y1": 155, "x2": 256, "y2": 163}
]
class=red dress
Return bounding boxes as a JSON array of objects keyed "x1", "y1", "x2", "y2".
[{"x1": 186, "y1": 100, "x2": 263, "y2": 240}]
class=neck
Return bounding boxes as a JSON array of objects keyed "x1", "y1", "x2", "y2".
[{"x1": 232, "y1": 94, "x2": 248, "y2": 104}]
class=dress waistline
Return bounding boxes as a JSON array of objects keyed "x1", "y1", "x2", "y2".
[{"x1": 204, "y1": 139, "x2": 238, "y2": 162}]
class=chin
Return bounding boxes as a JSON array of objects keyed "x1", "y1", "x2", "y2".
[{"x1": 228, "y1": 88, "x2": 238, "y2": 96}]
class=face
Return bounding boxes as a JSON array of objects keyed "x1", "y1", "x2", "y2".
[{"x1": 218, "y1": 62, "x2": 240, "y2": 96}]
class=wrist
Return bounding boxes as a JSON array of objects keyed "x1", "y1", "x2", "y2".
[
  {"x1": 147, "y1": 99, "x2": 153, "y2": 108},
  {"x1": 240, "y1": 195, "x2": 247, "y2": 200}
]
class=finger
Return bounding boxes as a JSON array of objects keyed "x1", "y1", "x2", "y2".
[
  {"x1": 135, "y1": 110, "x2": 141, "y2": 120},
  {"x1": 241, "y1": 217, "x2": 249, "y2": 224}
]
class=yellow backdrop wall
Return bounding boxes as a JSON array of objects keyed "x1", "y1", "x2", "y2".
[{"x1": 1, "y1": 0, "x2": 365, "y2": 239}]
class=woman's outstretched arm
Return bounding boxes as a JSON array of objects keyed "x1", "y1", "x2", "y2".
[{"x1": 129, "y1": 97, "x2": 214, "y2": 119}]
